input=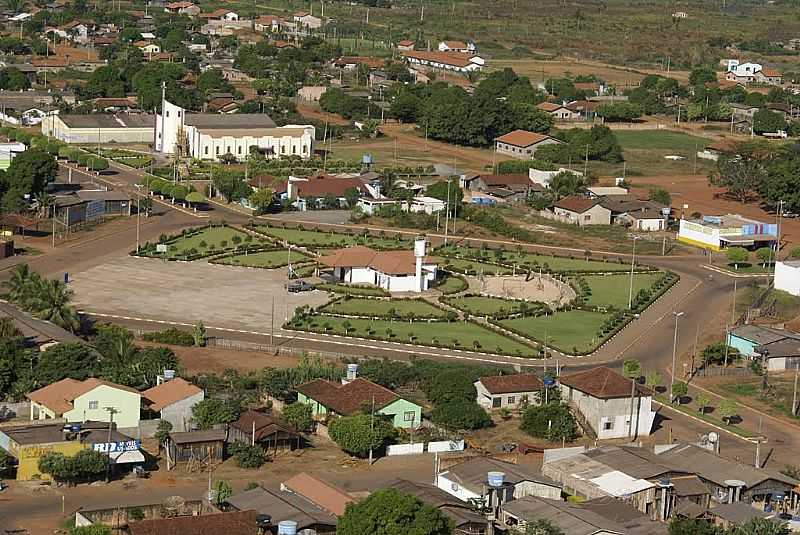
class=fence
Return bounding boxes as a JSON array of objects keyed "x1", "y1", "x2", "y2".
[
  {"x1": 698, "y1": 366, "x2": 756, "y2": 378},
  {"x1": 205, "y1": 337, "x2": 355, "y2": 361},
  {"x1": 386, "y1": 439, "x2": 465, "y2": 456}
]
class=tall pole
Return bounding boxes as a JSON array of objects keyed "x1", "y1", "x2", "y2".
[
  {"x1": 104, "y1": 407, "x2": 118, "y2": 482},
  {"x1": 670, "y1": 311, "x2": 684, "y2": 403},
  {"x1": 443, "y1": 177, "x2": 451, "y2": 246},
  {"x1": 270, "y1": 295, "x2": 275, "y2": 347},
  {"x1": 772, "y1": 199, "x2": 784, "y2": 287},
  {"x1": 628, "y1": 377, "x2": 636, "y2": 438},
  {"x1": 792, "y1": 365, "x2": 799, "y2": 416},
  {"x1": 628, "y1": 236, "x2": 639, "y2": 309},
  {"x1": 368, "y1": 395, "x2": 375, "y2": 466},
  {"x1": 135, "y1": 186, "x2": 141, "y2": 253},
  {"x1": 731, "y1": 278, "x2": 737, "y2": 326}
]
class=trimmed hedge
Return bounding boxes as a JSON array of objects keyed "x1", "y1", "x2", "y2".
[{"x1": 142, "y1": 327, "x2": 194, "y2": 346}]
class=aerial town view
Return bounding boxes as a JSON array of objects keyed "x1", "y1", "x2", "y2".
[{"x1": 2, "y1": 0, "x2": 800, "y2": 533}]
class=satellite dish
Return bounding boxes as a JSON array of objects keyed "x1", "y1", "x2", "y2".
[{"x1": 708, "y1": 432, "x2": 718, "y2": 443}]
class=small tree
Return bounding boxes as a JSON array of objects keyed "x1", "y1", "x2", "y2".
[
  {"x1": 725, "y1": 247, "x2": 748, "y2": 270},
  {"x1": 193, "y1": 320, "x2": 206, "y2": 347},
  {"x1": 718, "y1": 400, "x2": 738, "y2": 425},
  {"x1": 431, "y1": 401, "x2": 491, "y2": 430},
  {"x1": 337, "y1": 488, "x2": 453, "y2": 535},
  {"x1": 212, "y1": 480, "x2": 232, "y2": 506},
  {"x1": 520, "y1": 403, "x2": 577, "y2": 442},
  {"x1": 282, "y1": 402, "x2": 314, "y2": 433},
  {"x1": 229, "y1": 441, "x2": 266, "y2": 469},
  {"x1": 154, "y1": 420, "x2": 173, "y2": 447},
  {"x1": 755, "y1": 247, "x2": 773, "y2": 268},
  {"x1": 645, "y1": 370, "x2": 662, "y2": 388},
  {"x1": 623, "y1": 359, "x2": 641, "y2": 379},
  {"x1": 671, "y1": 381, "x2": 688, "y2": 403},
  {"x1": 328, "y1": 414, "x2": 396, "y2": 457},
  {"x1": 695, "y1": 393, "x2": 710, "y2": 414}
]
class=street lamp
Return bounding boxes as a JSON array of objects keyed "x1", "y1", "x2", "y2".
[
  {"x1": 628, "y1": 236, "x2": 641, "y2": 310},
  {"x1": 670, "y1": 311, "x2": 684, "y2": 403}
]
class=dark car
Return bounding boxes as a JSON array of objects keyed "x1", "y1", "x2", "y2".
[{"x1": 287, "y1": 280, "x2": 315, "y2": 293}]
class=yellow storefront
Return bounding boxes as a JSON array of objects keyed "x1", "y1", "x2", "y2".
[{"x1": 9, "y1": 440, "x2": 86, "y2": 481}]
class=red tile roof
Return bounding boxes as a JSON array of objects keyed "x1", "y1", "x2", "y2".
[
  {"x1": 296, "y1": 377, "x2": 400, "y2": 415},
  {"x1": 553, "y1": 195, "x2": 601, "y2": 214},
  {"x1": 401, "y1": 51, "x2": 475, "y2": 68},
  {"x1": 397, "y1": 40, "x2": 415, "y2": 47},
  {"x1": 477, "y1": 174, "x2": 532, "y2": 187},
  {"x1": 537, "y1": 102, "x2": 567, "y2": 112},
  {"x1": 478, "y1": 374, "x2": 543, "y2": 394},
  {"x1": 291, "y1": 176, "x2": 369, "y2": 199},
  {"x1": 143, "y1": 378, "x2": 202, "y2": 411},
  {"x1": 282, "y1": 473, "x2": 354, "y2": 516},
  {"x1": 129, "y1": 511, "x2": 258, "y2": 535},
  {"x1": 318, "y1": 246, "x2": 434, "y2": 275},
  {"x1": 494, "y1": 129, "x2": 554, "y2": 148},
  {"x1": 28, "y1": 378, "x2": 140, "y2": 414},
  {"x1": 762, "y1": 68, "x2": 782, "y2": 77},
  {"x1": 442, "y1": 40, "x2": 468, "y2": 50},
  {"x1": 558, "y1": 367, "x2": 651, "y2": 399},
  {"x1": 333, "y1": 56, "x2": 385, "y2": 69}
]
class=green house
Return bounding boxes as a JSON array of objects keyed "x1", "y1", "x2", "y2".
[{"x1": 296, "y1": 377, "x2": 422, "y2": 429}]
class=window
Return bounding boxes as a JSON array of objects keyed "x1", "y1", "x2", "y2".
[
  {"x1": 281, "y1": 145, "x2": 286, "y2": 154},
  {"x1": 602, "y1": 419, "x2": 614, "y2": 430},
  {"x1": 404, "y1": 411, "x2": 416, "y2": 422},
  {"x1": 507, "y1": 396, "x2": 516, "y2": 405},
  {"x1": 237, "y1": 146, "x2": 242, "y2": 154},
  {"x1": 521, "y1": 395, "x2": 529, "y2": 403},
  {"x1": 204, "y1": 146, "x2": 209, "y2": 155},
  {"x1": 584, "y1": 215, "x2": 591, "y2": 221},
  {"x1": 292, "y1": 144, "x2": 297, "y2": 154},
  {"x1": 451, "y1": 482, "x2": 459, "y2": 491},
  {"x1": 165, "y1": 111, "x2": 170, "y2": 118},
  {"x1": 215, "y1": 146, "x2": 220, "y2": 155},
  {"x1": 226, "y1": 146, "x2": 231, "y2": 154},
  {"x1": 492, "y1": 397, "x2": 502, "y2": 408},
  {"x1": 88, "y1": 401, "x2": 98, "y2": 410}
]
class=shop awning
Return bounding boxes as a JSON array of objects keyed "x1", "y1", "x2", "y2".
[{"x1": 108, "y1": 450, "x2": 145, "y2": 465}]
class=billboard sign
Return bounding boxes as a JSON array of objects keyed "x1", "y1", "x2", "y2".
[{"x1": 86, "y1": 199, "x2": 105, "y2": 221}]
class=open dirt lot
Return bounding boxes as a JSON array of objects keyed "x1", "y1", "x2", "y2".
[
  {"x1": 467, "y1": 274, "x2": 575, "y2": 306},
  {"x1": 491, "y1": 58, "x2": 690, "y2": 87},
  {"x1": 70, "y1": 257, "x2": 330, "y2": 331}
]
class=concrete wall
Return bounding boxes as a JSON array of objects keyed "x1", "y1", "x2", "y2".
[
  {"x1": 775, "y1": 262, "x2": 800, "y2": 296},
  {"x1": 160, "y1": 391, "x2": 204, "y2": 432},
  {"x1": 43, "y1": 116, "x2": 153, "y2": 144},
  {"x1": 64, "y1": 385, "x2": 141, "y2": 429},
  {"x1": 188, "y1": 126, "x2": 315, "y2": 161},
  {"x1": 678, "y1": 219, "x2": 721, "y2": 250}
]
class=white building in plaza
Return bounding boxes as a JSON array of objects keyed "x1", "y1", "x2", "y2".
[
  {"x1": 677, "y1": 214, "x2": 778, "y2": 251},
  {"x1": 155, "y1": 100, "x2": 314, "y2": 161},
  {"x1": 318, "y1": 239, "x2": 437, "y2": 293}
]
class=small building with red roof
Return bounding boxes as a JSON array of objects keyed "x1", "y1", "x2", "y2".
[{"x1": 494, "y1": 129, "x2": 562, "y2": 160}]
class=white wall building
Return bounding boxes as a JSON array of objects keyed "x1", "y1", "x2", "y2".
[
  {"x1": 678, "y1": 215, "x2": 778, "y2": 251},
  {"x1": 475, "y1": 374, "x2": 543, "y2": 410},
  {"x1": 775, "y1": 260, "x2": 800, "y2": 296},
  {"x1": 529, "y1": 167, "x2": 583, "y2": 187},
  {"x1": 43, "y1": 113, "x2": 155, "y2": 144},
  {"x1": 409, "y1": 196, "x2": 446, "y2": 214},
  {"x1": 558, "y1": 367, "x2": 656, "y2": 440},
  {"x1": 318, "y1": 240, "x2": 437, "y2": 293},
  {"x1": 155, "y1": 100, "x2": 314, "y2": 161}
]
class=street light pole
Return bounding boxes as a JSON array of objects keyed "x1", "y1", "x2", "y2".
[
  {"x1": 135, "y1": 185, "x2": 141, "y2": 254},
  {"x1": 628, "y1": 236, "x2": 640, "y2": 310},
  {"x1": 670, "y1": 311, "x2": 684, "y2": 403}
]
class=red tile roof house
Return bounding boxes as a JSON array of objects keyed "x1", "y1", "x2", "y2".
[
  {"x1": 280, "y1": 174, "x2": 379, "y2": 209},
  {"x1": 475, "y1": 374, "x2": 544, "y2": 410},
  {"x1": 558, "y1": 367, "x2": 656, "y2": 439},
  {"x1": 316, "y1": 241, "x2": 438, "y2": 293},
  {"x1": 296, "y1": 376, "x2": 423, "y2": 428},
  {"x1": 494, "y1": 130, "x2": 563, "y2": 160},
  {"x1": 536, "y1": 101, "x2": 581, "y2": 120},
  {"x1": 142, "y1": 377, "x2": 204, "y2": 432},
  {"x1": 552, "y1": 195, "x2": 612, "y2": 226}
]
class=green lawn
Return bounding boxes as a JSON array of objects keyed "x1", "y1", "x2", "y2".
[
  {"x1": 446, "y1": 296, "x2": 548, "y2": 317},
  {"x1": 316, "y1": 283, "x2": 390, "y2": 296},
  {"x1": 500, "y1": 309, "x2": 611, "y2": 354},
  {"x1": 162, "y1": 226, "x2": 250, "y2": 258},
  {"x1": 320, "y1": 297, "x2": 447, "y2": 318},
  {"x1": 213, "y1": 249, "x2": 310, "y2": 269},
  {"x1": 291, "y1": 315, "x2": 537, "y2": 356},
  {"x1": 578, "y1": 273, "x2": 664, "y2": 308},
  {"x1": 256, "y1": 226, "x2": 410, "y2": 250},
  {"x1": 614, "y1": 130, "x2": 710, "y2": 151},
  {"x1": 436, "y1": 257, "x2": 512, "y2": 276},
  {"x1": 434, "y1": 274, "x2": 469, "y2": 295},
  {"x1": 437, "y1": 247, "x2": 635, "y2": 273}
]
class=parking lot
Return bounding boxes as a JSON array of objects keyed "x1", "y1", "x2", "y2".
[{"x1": 70, "y1": 256, "x2": 330, "y2": 331}]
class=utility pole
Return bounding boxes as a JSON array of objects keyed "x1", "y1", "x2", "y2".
[
  {"x1": 135, "y1": 186, "x2": 141, "y2": 253},
  {"x1": 104, "y1": 407, "x2": 119, "y2": 482},
  {"x1": 628, "y1": 376, "x2": 636, "y2": 438},
  {"x1": 443, "y1": 177, "x2": 451, "y2": 246},
  {"x1": 670, "y1": 311, "x2": 684, "y2": 402},
  {"x1": 368, "y1": 395, "x2": 375, "y2": 465},
  {"x1": 628, "y1": 236, "x2": 640, "y2": 309},
  {"x1": 792, "y1": 365, "x2": 799, "y2": 416},
  {"x1": 731, "y1": 278, "x2": 738, "y2": 326}
]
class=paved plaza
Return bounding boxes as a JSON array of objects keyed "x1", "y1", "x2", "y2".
[{"x1": 70, "y1": 256, "x2": 330, "y2": 331}]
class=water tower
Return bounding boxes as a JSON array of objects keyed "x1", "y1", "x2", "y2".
[{"x1": 414, "y1": 236, "x2": 426, "y2": 292}]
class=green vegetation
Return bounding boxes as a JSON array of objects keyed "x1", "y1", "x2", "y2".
[
  {"x1": 614, "y1": 130, "x2": 710, "y2": 151},
  {"x1": 717, "y1": 377, "x2": 800, "y2": 421},
  {"x1": 288, "y1": 314, "x2": 537, "y2": 356},
  {"x1": 142, "y1": 327, "x2": 195, "y2": 347},
  {"x1": 436, "y1": 257, "x2": 511, "y2": 276},
  {"x1": 655, "y1": 395, "x2": 756, "y2": 438},
  {"x1": 319, "y1": 297, "x2": 447, "y2": 319},
  {"x1": 520, "y1": 403, "x2": 578, "y2": 442},
  {"x1": 445, "y1": 295, "x2": 549, "y2": 319},
  {"x1": 212, "y1": 249, "x2": 309, "y2": 269},
  {"x1": 316, "y1": 283, "x2": 390, "y2": 297},
  {"x1": 137, "y1": 225, "x2": 252, "y2": 260},
  {"x1": 436, "y1": 245, "x2": 635, "y2": 273},
  {"x1": 433, "y1": 273, "x2": 468, "y2": 295},
  {"x1": 255, "y1": 225, "x2": 410, "y2": 250},
  {"x1": 576, "y1": 273, "x2": 664, "y2": 308},
  {"x1": 501, "y1": 309, "x2": 611, "y2": 354}
]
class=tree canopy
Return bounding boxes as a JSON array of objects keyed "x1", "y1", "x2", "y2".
[
  {"x1": 328, "y1": 413, "x2": 396, "y2": 457},
  {"x1": 337, "y1": 488, "x2": 453, "y2": 535}
]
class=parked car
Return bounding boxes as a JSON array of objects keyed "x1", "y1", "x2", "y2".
[{"x1": 287, "y1": 280, "x2": 315, "y2": 293}]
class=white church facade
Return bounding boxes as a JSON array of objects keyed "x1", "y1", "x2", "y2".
[{"x1": 155, "y1": 99, "x2": 315, "y2": 162}]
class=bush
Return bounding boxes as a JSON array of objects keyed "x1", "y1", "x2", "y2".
[
  {"x1": 425, "y1": 370, "x2": 476, "y2": 405},
  {"x1": 282, "y1": 402, "x2": 314, "y2": 433},
  {"x1": 520, "y1": 403, "x2": 577, "y2": 442},
  {"x1": 228, "y1": 441, "x2": 266, "y2": 468},
  {"x1": 328, "y1": 413, "x2": 396, "y2": 457},
  {"x1": 431, "y1": 400, "x2": 491, "y2": 430},
  {"x1": 142, "y1": 327, "x2": 195, "y2": 346}
]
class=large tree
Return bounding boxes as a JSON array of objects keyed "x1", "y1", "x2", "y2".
[
  {"x1": 337, "y1": 488, "x2": 453, "y2": 535},
  {"x1": 752, "y1": 109, "x2": 787, "y2": 135},
  {"x1": 520, "y1": 403, "x2": 577, "y2": 442},
  {"x1": 35, "y1": 343, "x2": 98, "y2": 385},
  {"x1": 709, "y1": 142, "x2": 768, "y2": 202},
  {"x1": 4, "y1": 148, "x2": 58, "y2": 198}
]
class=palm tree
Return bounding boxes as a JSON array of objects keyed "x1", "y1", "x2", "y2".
[
  {"x1": 33, "y1": 192, "x2": 55, "y2": 219},
  {"x1": 4, "y1": 264, "x2": 35, "y2": 303},
  {"x1": 0, "y1": 317, "x2": 20, "y2": 338},
  {"x1": 25, "y1": 279, "x2": 80, "y2": 332}
]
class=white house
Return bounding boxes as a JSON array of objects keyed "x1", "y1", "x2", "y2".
[
  {"x1": 437, "y1": 40, "x2": 475, "y2": 54},
  {"x1": 155, "y1": 100, "x2": 314, "y2": 161},
  {"x1": 475, "y1": 374, "x2": 543, "y2": 410},
  {"x1": 775, "y1": 260, "x2": 800, "y2": 296},
  {"x1": 401, "y1": 51, "x2": 484, "y2": 74},
  {"x1": 409, "y1": 196, "x2": 446, "y2": 215},
  {"x1": 725, "y1": 60, "x2": 782, "y2": 85},
  {"x1": 495, "y1": 130, "x2": 562, "y2": 160},
  {"x1": 529, "y1": 167, "x2": 583, "y2": 188},
  {"x1": 142, "y1": 377, "x2": 204, "y2": 432},
  {"x1": 318, "y1": 240, "x2": 437, "y2": 293},
  {"x1": 0, "y1": 142, "x2": 26, "y2": 170},
  {"x1": 357, "y1": 198, "x2": 400, "y2": 215},
  {"x1": 436, "y1": 457, "x2": 562, "y2": 505},
  {"x1": 558, "y1": 367, "x2": 656, "y2": 440},
  {"x1": 293, "y1": 12, "x2": 322, "y2": 30}
]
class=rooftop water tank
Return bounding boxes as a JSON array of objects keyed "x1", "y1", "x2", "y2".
[
  {"x1": 277, "y1": 520, "x2": 298, "y2": 535},
  {"x1": 346, "y1": 363, "x2": 359, "y2": 380},
  {"x1": 487, "y1": 471, "x2": 506, "y2": 487},
  {"x1": 163, "y1": 369, "x2": 175, "y2": 380}
]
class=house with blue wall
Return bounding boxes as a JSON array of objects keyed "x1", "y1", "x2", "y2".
[{"x1": 727, "y1": 325, "x2": 799, "y2": 357}]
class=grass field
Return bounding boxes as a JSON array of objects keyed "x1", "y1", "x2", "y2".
[
  {"x1": 437, "y1": 257, "x2": 512, "y2": 276},
  {"x1": 256, "y1": 226, "x2": 410, "y2": 250},
  {"x1": 445, "y1": 296, "x2": 548, "y2": 317},
  {"x1": 437, "y1": 246, "x2": 635, "y2": 273},
  {"x1": 434, "y1": 274, "x2": 469, "y2": 295},
  {"x1": 320, "y1": 297, "x2": 447, "y2": 318},
  {"x1": 501, "y1": 309, "x2": 611, "y2": 354},
  {"x1": 614, "y1": 130, "x2": 710, "y2": 151},
  {"x1": 578, "y1": 273, "x2": 665, "y2": 308},
  {"x1": 213, "y1": 249, "x2": 309, "y2": 269},
  {"x1": 714, "y1": 376, "x2": 800, "y2": 422},
  {"x1": 291, "y1": 315, "x2": 536, "y2": 356},
  {"x1": 163, "y1": 226, "x2": 250, "y2": 258}
]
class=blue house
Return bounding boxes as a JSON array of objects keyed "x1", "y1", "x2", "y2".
[{"x1": 727, "y1": 324, "x2": 799, "y2": 356}]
